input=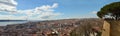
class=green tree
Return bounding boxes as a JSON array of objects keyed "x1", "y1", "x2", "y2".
[{"x1": 97, "y1": 2, "x2": 120, "y2": 20}]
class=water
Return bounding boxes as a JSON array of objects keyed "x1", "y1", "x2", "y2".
[{"x1": 0, "y1": 21, "x2": 27, "y2": 26}]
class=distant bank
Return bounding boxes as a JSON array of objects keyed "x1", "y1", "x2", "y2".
[
  {"x1": 0, "y1": 20, "x2": 26, "y2": 22},
  {"x1": 0, "y1": 20, "x2": 27, "y2": 26}
]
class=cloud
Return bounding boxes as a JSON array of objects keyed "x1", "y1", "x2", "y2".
[
  {"x1": 0, "y1": 0, "x2": 17, "y2": 6},
  {"x1": 52, "y1": 3, "x2": 58, "y2": 8},
  {"x1": 0, "y1": 0, "x2": 17, "y2": 12},
  {"x1": 17, "y1": 3, "x2": 61, "y2": 20},
  {"x1": 0, "y1": 0, "x2": 61, "y2": 20},
  {"x1": 91, "y1": 11, "x2": 97, "y2": 14}
]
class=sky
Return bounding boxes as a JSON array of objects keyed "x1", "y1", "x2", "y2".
[{"x1": 0, "y1": 0, "x2": 119, "y2": 20}]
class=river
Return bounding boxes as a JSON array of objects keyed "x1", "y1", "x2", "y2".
[{"x1": 0, "y1": 21, "x2": 28, "y2": 26}]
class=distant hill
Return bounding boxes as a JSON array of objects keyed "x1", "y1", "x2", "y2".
[{"x1": 0, "y1": 20, "x2": 26, "y2": 22}]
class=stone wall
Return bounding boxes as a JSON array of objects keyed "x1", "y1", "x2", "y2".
[
  {"x1": 102, "y1": 20, "x2": 120, "y2": 36},
  {"x1": 107, "y1": 20, "x2": 120, "y2": 36},
  {"x1": 101, "y1": 21, "x2": 110, "y2": 36}
]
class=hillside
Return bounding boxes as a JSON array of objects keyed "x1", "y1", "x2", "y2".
[{"x1": 70, "y1": 18, "x2": 104, "y2": 36}]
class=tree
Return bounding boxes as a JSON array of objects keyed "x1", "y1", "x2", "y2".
[{"x1": 97, "y1": 2, "x2": 120, "y2": 20}]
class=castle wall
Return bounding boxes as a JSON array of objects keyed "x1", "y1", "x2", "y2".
[{"x1": 101, "y1": 21, "x2": 110, "y2": 36}]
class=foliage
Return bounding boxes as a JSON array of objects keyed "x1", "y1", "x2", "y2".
[{"x1": 97, "y1": 2, "x2": 120, "y2": 20}]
